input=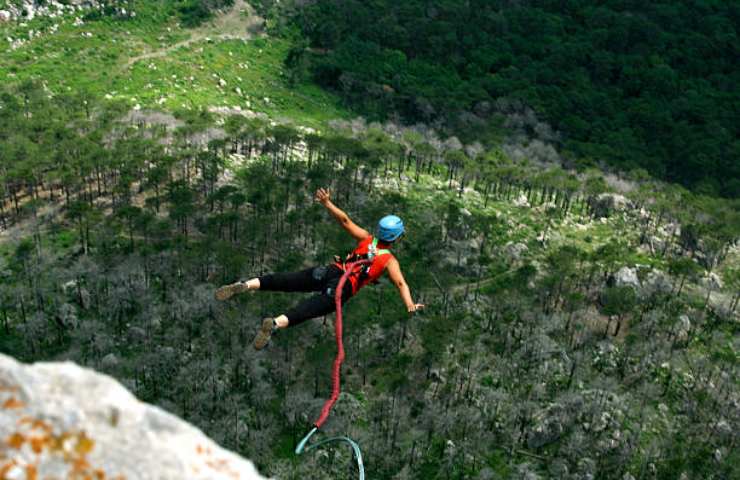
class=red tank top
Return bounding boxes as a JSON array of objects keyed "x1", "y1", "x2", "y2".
[{"x1": 335, "y1": 236, "x2": 394, "y2": 294}]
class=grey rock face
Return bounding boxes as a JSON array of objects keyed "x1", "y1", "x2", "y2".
[
  {"x1": 101, "y1": 353, "x2": 120, "y2": 368},
  {"x1": 715, "y1": 419, "x2": 732, "y2": 441},
  {"x1": 615, "y1": 267, "x2": 640, "y2": 290},
  {"x1": 527, "y1": 411, "x2": 565, "y2": 449},
  {"x1": 704, "y1": 272, "x2": 723, "y2": 290},
  {"x1": 513, "y1": 194, "x2": 530, "y2": 208},
  {"x1": 0, "y1": 354, "x2": 268, "y2": 479},
  {"x1": 642, "y1": 269, "x2": 673, "y2": 296},
  {"x1": 1, "y1": 0, "x2": 104, "y2": 22},
  {"x1": 504, "y1": 242, "x2": 529, "y2": 262},
  {"x1": 674, "y1": 315, "x2": 692, "y2": 342},
  {"x1": 646, "y1": 235, "x2": 665, "y2": 254},
  {"x1": 591, "y1": 193, "x2": 633, "y2": 218},
  {"x1": 127, "y1": 325, "x2": 147, "y2": 343}
]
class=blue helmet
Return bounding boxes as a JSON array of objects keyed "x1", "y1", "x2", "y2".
[{"x1": 377, "y1": 215, "x2": 405, "y2": 242}]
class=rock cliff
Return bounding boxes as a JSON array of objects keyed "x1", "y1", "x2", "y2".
[{"x1": 0, "y1": 354, "x2": 268, "y2": 480}]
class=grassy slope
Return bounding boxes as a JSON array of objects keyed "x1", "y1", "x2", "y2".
[{"x1": 0, "y1": 1, "x2": 349, "y2": 127}]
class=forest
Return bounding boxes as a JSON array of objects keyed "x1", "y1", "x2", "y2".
[
  {"x1": 254, "y1": 0, "x2": 740, "y2": 198},
  {"x1": 1, "y1": 79, "x2": 738, "y2": 479}
]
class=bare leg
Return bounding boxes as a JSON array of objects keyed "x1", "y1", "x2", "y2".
[
  {"x1": 254, "y1": 314, "x2": 290, "y2": 349},
  {"x1": 274, "y1": 315, "x2": 289, "y2": 328}
]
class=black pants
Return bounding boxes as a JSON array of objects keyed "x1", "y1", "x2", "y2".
[{"x1": 258, "y1": 265, "x2": 353, "y2": 326}]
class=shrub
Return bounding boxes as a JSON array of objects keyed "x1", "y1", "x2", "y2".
[{"x1": 176, "y1": 0, "x2": 234, "y2": 28}]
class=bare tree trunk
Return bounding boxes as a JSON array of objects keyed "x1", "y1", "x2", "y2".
[
  {"x1": 704, "y1": 286, "x2": 713, "y2": 309},
  {"x1": 677, "y1": 274, "x2": 689, "y2": 296},
  {"x1": 613, "y1": 315, "x2": 623, "y2": 336}
]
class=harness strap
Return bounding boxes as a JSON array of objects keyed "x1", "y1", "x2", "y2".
[
  {"x1": 368, "y1": 237, "x2": 391, "y2": 258},
  {"x1": 335, "y1": 237, "x2": 391, "y2": 275}
]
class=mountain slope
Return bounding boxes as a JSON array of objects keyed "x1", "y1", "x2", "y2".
[
  {"x1": 0, "y1": 0, "x2": 348, "y2": 126},
  {"x1": 0, "y1": 3, "x2": 738, "y2": 480}
]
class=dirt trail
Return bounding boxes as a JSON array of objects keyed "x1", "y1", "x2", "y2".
[{"x1": 125, "y1": 0, "x2": 264, "y2": 68}]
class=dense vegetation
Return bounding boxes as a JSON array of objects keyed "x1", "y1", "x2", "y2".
[
  {"x1": 1, "y1": 81, "x2": 738, "y2": 479},
  {"x1": 255, "y1": 0, "x2": 740, "y2": 198},
  {"x1": 176, "y1": 0, "x2": 234, "y2": 27}
]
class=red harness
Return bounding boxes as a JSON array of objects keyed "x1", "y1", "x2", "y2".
[{"x1": 333, "y1": 236, "x2": 394, "y2": 294}]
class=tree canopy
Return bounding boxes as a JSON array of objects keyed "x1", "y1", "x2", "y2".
[{"x1": 260, "y1": 0, "x2": 740, "y2": 198}]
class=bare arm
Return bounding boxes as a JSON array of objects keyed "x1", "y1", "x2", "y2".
[
  {"x1": 386, "y1": 257, "x2": 424, "y2": 314},
  {"x1": 315, "y1": 188, "x2": 370, "y2": 241}
]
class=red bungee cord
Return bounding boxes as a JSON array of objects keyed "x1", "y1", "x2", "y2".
[
  {"x1": 313, "y1": 259, "x2": 370, "y2": 428},
  {"x1": 295, "y1": 259, "x2": 372, "y2": 479}
]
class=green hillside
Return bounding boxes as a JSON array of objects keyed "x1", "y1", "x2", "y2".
[
  {"x1": 257, "y1": 0, "x2": 740, "y2": 198},
  {"x1": 0, "y1": 0, "x2": 348, "y2": 127},
  {"x1": 0, "y1": 2, "x2": 739, "y2": 480}
]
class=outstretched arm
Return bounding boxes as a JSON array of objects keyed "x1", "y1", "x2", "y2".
[
  {"x1": 386, "y1": 258, "x2": 425, "y2": 314},
  {"x1": 315, "y1": 188, "x2": 370, "y2": 241}
]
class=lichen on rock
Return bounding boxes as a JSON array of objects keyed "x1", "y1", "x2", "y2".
[{"x1": 0, "y1": 354, "x2": 269, "y2": 479}]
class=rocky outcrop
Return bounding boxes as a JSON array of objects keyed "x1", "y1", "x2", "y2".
[
  {"x1": 641, "y1": 269, "x2": 673, "y2": 297},
  {"x1": 504, "y1": 241, "x2": 529, "y2": 262},
  {"x1": 513, "y1": 194, "x2": 530, "y2": 208},
  {"x1": 0, "y1": 354, "x2": 268, "y2": 480},
  {"x1": 674, "y1": 315, "x2": 692, "y2": 342},
  {"x1": 590, "y1": 193, "x2": 633, "y2": 218},
  {"x1": 703, "y1": 272, "x2": 723, "y2": 290},
  {"x1": 0, "y1": 1, "x2": 130, "y2": 22},
  {"x1": 614, "y1": 266, "x2": 640, "y2": 290}
]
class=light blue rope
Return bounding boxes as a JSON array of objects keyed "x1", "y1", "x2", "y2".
[{"x1": 296, "y1": 427, "x2": 365, "y2": 480}]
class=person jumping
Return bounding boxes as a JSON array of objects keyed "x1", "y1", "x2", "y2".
[{"x1": 215, "y1": 187, "x2": 424, "y2": 349}]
